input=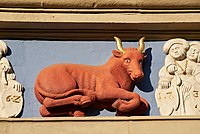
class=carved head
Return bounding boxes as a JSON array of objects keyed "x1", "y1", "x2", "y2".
[
  {"x1": 188, "y1": 41, "x2": 200, "y2": 62},
  {"x1": 0, "y1": 41, "x2": 8, "y2": 57},
  {"x1": 112, "y1": 37, "x2": 145, "y2": 81},
  {"x1": 163, "y1": 38, "x2": 189, "y2": 60}
]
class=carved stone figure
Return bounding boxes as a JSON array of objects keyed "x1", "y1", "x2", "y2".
[
  {"x1": 156, "y1": 38, "x2": 200, "y2": 115},
  {"x1": 0, "y1": 41, "x2": 23, "y2": 117},
  {"x1": 34, "y1": 37, "x2": 149, "y2": 117}
]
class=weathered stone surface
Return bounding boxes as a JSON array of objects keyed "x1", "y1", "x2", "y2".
[
  {"x1": 0, "y1": 0, "x2": 200, "y2": 9},
  {"x1": 0, "y1": 117, "x2": 200, "y2": 134}
]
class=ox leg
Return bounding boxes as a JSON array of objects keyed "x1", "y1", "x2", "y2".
[
  {"x1": 40, "y1": 105, "x2": 86, "y2": 117},
  {"x1": 43, "y1": 90, "x2": 96, "y2": 108},
  {"x1": 40, "y1": 105, "x2": 71, "y2": 117},
  {"x1": 116, "y1": 97, "x2": 149, "y2": 116},
  {"x1": 43, "y1": 95, "x2": 82, "y2": 108},
  {"x1": 34, "y1": 87, "x2": 45, "y2": 104},
  {"x1": 112, "y1": 97, "x2": 141, "y2": 113},
  {"x1": 99, "y1": 88, "x2": 142, "y2": 113}
]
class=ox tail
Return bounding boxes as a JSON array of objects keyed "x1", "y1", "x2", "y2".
[{"x1": 34, "y1": 81, "x2": 86, "y2": 100}]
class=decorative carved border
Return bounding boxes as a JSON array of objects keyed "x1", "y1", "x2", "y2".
[
  {"x1": 1, "y1": 0, "x2": 200, "y2": 9},
  {"x1": 0, "y1": 1, "x2": 200, "y2": 40}
]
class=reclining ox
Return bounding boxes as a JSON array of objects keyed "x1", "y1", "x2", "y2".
[{"x1": 34, "y1": 37, "x2": 149, "y2": 116}]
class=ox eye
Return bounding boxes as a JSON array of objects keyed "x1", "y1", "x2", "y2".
[{"x1": 124, "y1": 58, "x2": 131, "y2": 63}]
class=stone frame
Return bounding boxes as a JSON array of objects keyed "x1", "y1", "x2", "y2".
[
  {"x1": 0, "y1": 0, "x2": 200, "y2": 41},
  {"x1": 1, "y1": 1, "x2": 200, "y2": 133}
]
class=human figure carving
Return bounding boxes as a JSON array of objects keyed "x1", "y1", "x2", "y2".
[
  {"x1": 156, "y1": 38, "x2": 200, "y2": 115},
  {"x1": 0, "y1": 41, "x2": 23, "y2": 117},
  {"x1": 34, "y1": 37, "x2": 149, "y2": 117}
]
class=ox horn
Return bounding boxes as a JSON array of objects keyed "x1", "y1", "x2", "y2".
[
  {"x1": 114, "y1": 36, "x2": 125, "y2": 53},
  {"x1": 138, "y1": 37, "x2": 145, "y2": 53}
]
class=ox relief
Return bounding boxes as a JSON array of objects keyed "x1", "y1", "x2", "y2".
[
  {"x1": 34, "y1": 37, "x2": 149, "y2": 117},
  {"x1": 156, "y1": 38, "x2": 200, "y2": 115},
  {"x1": 0, "y1": 41, "x2": 23, "y2": 117}
]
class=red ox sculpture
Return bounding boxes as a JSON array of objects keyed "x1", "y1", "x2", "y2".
[{"x1": 34, "y1": 37, "x2": 149, "y2": 117}]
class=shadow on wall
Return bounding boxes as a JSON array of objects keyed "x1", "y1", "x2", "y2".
[
  {"x1": 136, "y1": 48, "x2": 153, "y2": 92},
  {"x1": 7, "y1": 46, "x2": 12, "y2": 56},
  {"x1": 136, "y1": 48, "x2": 153, "y2": 115}
]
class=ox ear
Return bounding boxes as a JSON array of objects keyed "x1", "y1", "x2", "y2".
[
  {"x1": 112, "y1": 50, "x2": 123, "y2": 58},
  {"x1": 143, "y1": 53, "x2": 147, "y2": 59}
]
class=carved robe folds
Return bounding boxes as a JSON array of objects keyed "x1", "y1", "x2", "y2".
[{"x1": 0, "y1": 41, "x2": 23, "y2": 117}]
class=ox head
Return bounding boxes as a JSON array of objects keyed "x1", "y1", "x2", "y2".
[{"x1": 112, "y1": 36, "x2": 146, "y2": 81}]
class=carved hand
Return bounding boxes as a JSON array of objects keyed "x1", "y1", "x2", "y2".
[
  {"x1": 159, "y1": 80, "x2": 171, "y2": 89},
  {"x1": 9, "y1": 80, "x2": 23, "y2": 92},
  {"x1": 167, "y1": 65, "x2": 178, "y2": 75},
  {"x1": 181, "y1": 81, "x2": 192, "y2": 93},
  {"x1": 2, "y1": 64, "x2": 11, "y2": 72}
]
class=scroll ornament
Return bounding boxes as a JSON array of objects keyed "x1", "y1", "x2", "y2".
[
  {"x1": 156, "y1": 38, "x2": 200, "y2": 115},
  {"x1": 0, "y1": 41, "x2": 23, "y2": 117}
]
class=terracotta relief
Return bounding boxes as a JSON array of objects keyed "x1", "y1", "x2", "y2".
[
  {"x1": 34, "y1": 37, "x2": 149, "y2": 117},
  {"x1": 156, "y1": 38, "x2": 200, "y2": 115},
  {"x1": 0, "y1": 41, "x2": 23, "y2": 117}
]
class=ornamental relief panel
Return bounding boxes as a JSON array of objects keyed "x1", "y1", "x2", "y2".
[
  {"x1": 1, "y1": 37, "x2": 200, "y2": 117},
  {"x1": 156, "y1": 38, "x2": 200, "y2": 115},
  {"x1": 0, "y1": 41, "x2": 23, "y2": 117}
]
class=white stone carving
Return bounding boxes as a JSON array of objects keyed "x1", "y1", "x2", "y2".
[
  {"x1": 0, "y1": 41, "x2": 23, "y2": 117},
  {"x1": 156, "y1": 38, "x2": 200, "y2": 115}
]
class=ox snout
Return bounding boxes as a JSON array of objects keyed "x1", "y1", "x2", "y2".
[{"x1": 129, "y1": 71, "x2": 144, "y2": 81}]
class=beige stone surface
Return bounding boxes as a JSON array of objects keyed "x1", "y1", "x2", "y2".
[
  {"x1": 130, "y1": 119, "x2": 200, "y2": 134},
  {"x1": 0, "y1": 116, "x2": 200, "y2": 134},
  {"x1": 0, "y1": 0, "x2": 200, "y2": 9},
  {"x1": 0, "y1": 1, "x2": 200, "y2": 40},
  {"x1": 0, "y1": 9, "x2": 200, "y2": 40}
]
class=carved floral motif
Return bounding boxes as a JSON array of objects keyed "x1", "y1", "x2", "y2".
[
  {"x1": 156, "y1": 38, "x2": 200, "y2": 115},
  {"x1": 0, "y1": 41, "x2": 23, "y2": 117}
]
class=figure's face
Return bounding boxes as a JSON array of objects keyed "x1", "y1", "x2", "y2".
[
  {"x1": 187, "y1": 45, "x2": 199, "y2": 62},
  {"x1": 169, "y1": 44, "x2": 185, "y2": 60}
]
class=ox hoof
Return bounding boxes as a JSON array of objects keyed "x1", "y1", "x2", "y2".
[
  {"x1": 80, "y1": 96, "x2": 92, "y2": 108},
  {"x1": 73, "y1": 110, "x2": 85, "y2": 117},
  {"x1": 112, "y1": 99, "x2": 129, "y2": 109},
  {"x1": 116, "y1": 100, "x2": 148, "y2": 116},
  {"x1": 112, "y1": 99, "x2": 140, "y2": 113},
  {"x1": 40, "y1": 105, "x2": 51, "y2": 117}
]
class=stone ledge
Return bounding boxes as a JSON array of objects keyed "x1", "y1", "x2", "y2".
[
  {"x1": 0, "y1": 0, "x2": 200, "y2": 9},
  {"x1": 0, "y1": 10, "x2": 200, "y2": 40},
  {"x1": 1, "y1": 116, "x2": 200, "y2": 122},
  {"x1": 0, "y1": 116, "x2": 200, "y2": 134}
]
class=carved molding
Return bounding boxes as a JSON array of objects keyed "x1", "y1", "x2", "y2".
[
  {"x1": 0, "y1": 1, "x2": 200, "y2": 40},
  {"x1": 0, "y1": 0, "x2": 200, "y2": 9},
  {"x1": 0, "y1": 9, "x2": 200, "y2": 40},
  {"x1": 1, "y1": 117, "x2": 200, "y2": 134}
]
